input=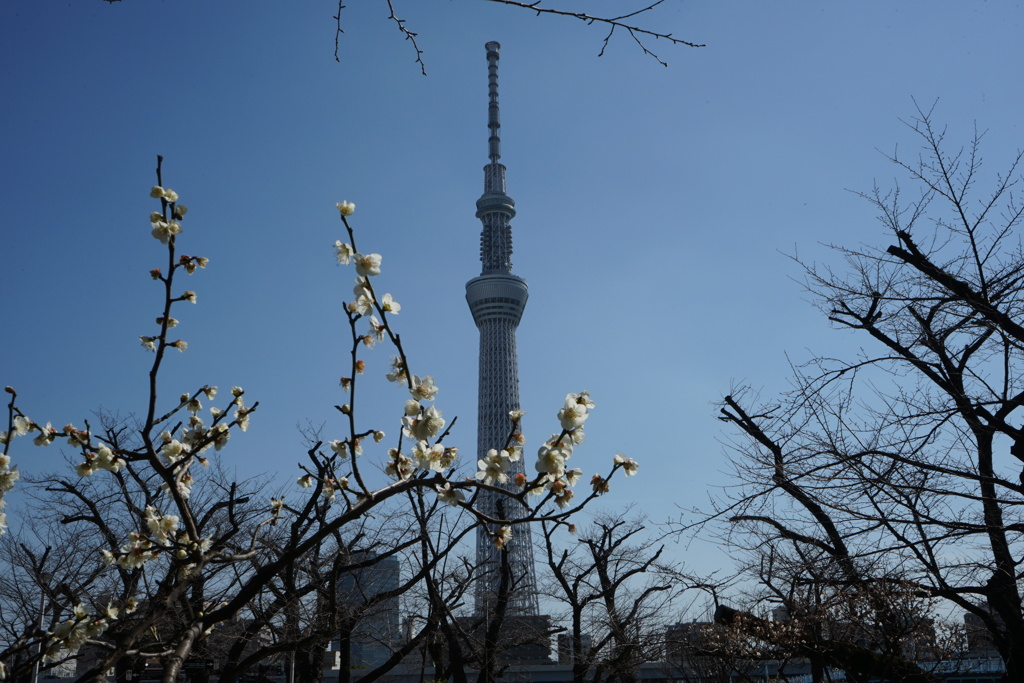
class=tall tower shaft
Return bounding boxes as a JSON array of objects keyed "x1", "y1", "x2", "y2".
[{"x1": 466, "y1": 41, "x2": 539, "y2": 618}]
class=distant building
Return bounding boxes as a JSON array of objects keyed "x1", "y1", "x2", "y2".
[
  {"x1": 556, "y1": 633, "x2": 592, "y2": 665},
  {"x1": 336, "y1": 551, "x2": 402, "y2": 669},
  {"x1": 965, "y1": 607, "x2": 1002, "y2": 657},
  {"x1": 440, "y1": 613, "x2": 550, "y2": 668},
  {"x1": 664, "y1": 621, "x2": 720, "y2": 666}
]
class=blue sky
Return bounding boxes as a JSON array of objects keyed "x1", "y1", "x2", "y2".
[{"x1": 2, "y1": 1, "x2": 1023, "y2": 581}]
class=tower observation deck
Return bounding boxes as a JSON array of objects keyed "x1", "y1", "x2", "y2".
[{"x1": 466, "y1": 41, "x2": 539, "y2": 618}]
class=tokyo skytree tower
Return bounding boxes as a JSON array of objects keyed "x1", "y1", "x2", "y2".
[{"x1": 465, "y1": 41, "x2": 540, "y2": 618}]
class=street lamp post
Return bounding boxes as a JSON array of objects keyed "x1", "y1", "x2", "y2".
[{"x1": 31, "y1": 572, "x2": 52, "y2": 683}]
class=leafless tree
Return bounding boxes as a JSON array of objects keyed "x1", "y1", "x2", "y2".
[
  {"x1": 710, "y1": 104, "x2": 1024, "y2": 682},
  {"x1": 541, "y1": 513, "x2": 682, "y2": 683}
]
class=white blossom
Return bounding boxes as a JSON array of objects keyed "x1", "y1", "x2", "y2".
[
  {"x1": 350, "y1": 282, "x2": 374, "y2": 316},
  {"x1": 354, "y1": 253, "x2": 382, "y2": 277},
  {"x1": 568, "y1": 391, "x2": 595, "y2": 410},
  {"x1": 234, "y1": 407, "x2": 251, "y2": 432},
  {"x1": 413, "y1": 440, "x2": 447, "y2": 472},
  {"x1": 492, "y1": 525, "x2": 512, "y2": 549},
  {"x1": 12, "y1": 416, "x2": 30, "y2": 436},
  {"x1": 557, "y1": 395, "x2": 589, "y2": 431},
  {"x1": 33, "y1": 422, "x2": 56, "y2": 447},
  {"x1": 385, "y1": 453, "x2": 414, "y2": 480},
  {"x1": 436, "y1": 482, "x2": 466, "y2": 506},
  {"x1": 410, "y1": 375, "x2": 438, "y2": 401},
  {"x1": 212, "y1": 423, "x2": 230, "y2": 451},
  {"x1": 159, "y1": 439, "x2": 186, "y2": 463},
  {"x1": 566, "y1": 468, "x2": 583, "y2": 487},
  {"x1": 151, "y1": 219, "x2": 182, "y2": 244},
  {"x1": 535, "y1": 443, "x2": 570, "y2": 478},
  {"x1": 0, "y1": 468, "x2": 20, "y2": 493},
  {"x1": 476, "y1": 449, "x2": 511, "y2": 485},
  {"x1": 613, "y1": 453, "x2": 639, "y2": 476},
  {"x1": 95, "y1": 446, "x2": 126, "y2": 472},
  {"x1": 381, "y1": 292, "x2": 400, "y2": 314},
  {"x1": 334, "y1": 240, "x2": 355, "y2": 264},
  {"x1": 402, "y1": 405, "x2": 445, "y2": 441},
  {"x1": 144, "y1": 506, "x2": 180, "y2": 545},
  {"x1": 386, "y1": 357, "x2": 407, "y2": 383}
]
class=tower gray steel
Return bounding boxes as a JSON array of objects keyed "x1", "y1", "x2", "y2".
[{"x1": 466, "y1": 41, "x2": 540, "y2": 618}]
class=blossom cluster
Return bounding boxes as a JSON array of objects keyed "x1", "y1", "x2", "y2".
[
  {"x1": 100, "y1": 505, "x2": 212, "y2": 576},
  {"x1": 7, "y1": 413, "x2": 59, "y2": 448},
  {"x1": 149, "y1": 185, "x2": 187, "y2": 243},
  {"x1": 0, "y1": 450, "x2": 16, "y2": 535},
  {"x1": 139, "y1": 186, "x2": 207, "y2": 358},
  {"x1": 526, "y1": 392, "x2": 596, "y2": 508},
  {"x1": 1, "y1": 407, "x2": 98, "y2": 533},
  {"x1": 40, "y1": 600, "x2": 131, "y2": 664},
  {"x1": 69, "y1": 386, "x2": 248, "y2": 494},
  {"x1": 325, "y1": 204, "x2": 464, "y2": 502},
  {"x1": 75, "y1": 445, "x2": 127, "y2": 477}
]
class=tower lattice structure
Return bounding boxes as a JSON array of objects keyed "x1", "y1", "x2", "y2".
[{"x1": 466, "y1": 41, "x2": 540, "y2": 618}]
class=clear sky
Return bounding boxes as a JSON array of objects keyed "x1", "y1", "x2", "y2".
[{"x1": 2, "y1": 1, "x2": 1023, "y2": 583}]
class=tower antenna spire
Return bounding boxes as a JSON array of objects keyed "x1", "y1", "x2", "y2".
[
  {"x1": 476, "y1": 42, "x2": 516, "y2": 274},
  {"x1": 486, "y1": 41, "x2": 502, "y2": 164}
]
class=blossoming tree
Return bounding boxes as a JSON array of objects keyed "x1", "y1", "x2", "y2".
[{"x1": 0, "y1": 157, "x2": 638, "y2": 682}]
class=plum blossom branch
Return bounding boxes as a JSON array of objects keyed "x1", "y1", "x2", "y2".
[{"x1": 1, "y1": 163, "x2": 640, "y2": 681}]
